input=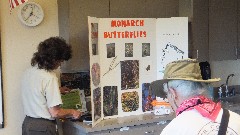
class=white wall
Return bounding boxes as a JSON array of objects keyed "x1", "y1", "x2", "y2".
[{"x1": 0, "y1": 0, "x2": 59, "y2": 134}]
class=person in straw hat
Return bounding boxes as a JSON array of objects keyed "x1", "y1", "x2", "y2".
[{"x1": 151, "y1": 59, "x2": 240, "y2": 135}]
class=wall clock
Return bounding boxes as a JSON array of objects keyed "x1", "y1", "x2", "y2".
[{"x1": 18, "y1": 2, "x2": 44, "y2": 27}]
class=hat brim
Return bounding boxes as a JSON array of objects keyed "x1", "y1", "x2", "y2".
[{"x1": 150, "y1": 78, "x2": 220, "y2": 98}]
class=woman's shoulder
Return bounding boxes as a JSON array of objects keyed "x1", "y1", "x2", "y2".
[{"x1": 29, "y1": 66, "x2": 57, "y2": 79}]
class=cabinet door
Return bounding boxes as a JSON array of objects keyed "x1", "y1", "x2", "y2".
[
  {"x1": 209, "y1": 0, "x2": 238, "y2": 61},
  {"x1": 68, "y1": 0, "x2": 109, "y2": 71},
  {"x1": 192, "y1": 0, "x2": 209, "y2": 61},
  {"x1": 238, "y1": 5, "x2": 240, "y2": 59}
]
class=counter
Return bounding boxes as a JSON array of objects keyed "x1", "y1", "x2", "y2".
[
  {"x1": 62, "y1": 103, "x2": 240, "y2": 135},
  {"x1": 62, "y1": 113, "x2": 175, "y2": 135},
  {"x1": 222, "y1": 103, "x2": 240, "y2": 114}
]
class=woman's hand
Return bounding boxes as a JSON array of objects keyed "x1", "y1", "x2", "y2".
[
  {"x1": 60, "y1": 86, "x2": 71, "y2": 94},
  {"x1": 71, "y1": 109, "x2": 82, "y2": 119}
]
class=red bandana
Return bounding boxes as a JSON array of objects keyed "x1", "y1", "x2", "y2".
[{"x1": 176, "y1": 96, "x2": 221, "y2": 122}]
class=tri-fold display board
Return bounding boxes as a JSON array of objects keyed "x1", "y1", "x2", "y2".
[{"x1": 88, "y1": 16, "x2": 188, "y2": 127}]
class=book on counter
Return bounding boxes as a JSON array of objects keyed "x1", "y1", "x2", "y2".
[{"x1": 61, "y1": 89, "x2": 87, "y2": 113}]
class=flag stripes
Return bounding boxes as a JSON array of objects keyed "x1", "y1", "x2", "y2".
[{"x1": 9, "y1": 0, "x2": 28, "y2": 10}]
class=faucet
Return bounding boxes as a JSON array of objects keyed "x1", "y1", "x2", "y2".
[
  {"x1": 225, "y1": 74, "x2": 235, "y2": 97},
  {"x1": 218, "y1": 84, "x2": 225, "y2": 98}
]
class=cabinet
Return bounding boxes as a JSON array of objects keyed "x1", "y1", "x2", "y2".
[
  {"x1": 191, "y1": 0, "x2": 240, "y2": 61},
  {"x1": 110, "y1": 0, "x2": 178, "y2": 18},
  {"x1": 62, "y1": 113, "x2": 174, "y2": 135},
  {"x1": 209, "y1": 0, "x2": 238, "y2": 61},
  {"x1": 192, "y1": 0, "x2": 209, "y2": 62},
  {"x1": 58, "y1": 0, "x2": 179, "y2": 71}
]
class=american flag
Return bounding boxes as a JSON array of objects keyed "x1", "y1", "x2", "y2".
[{"x1": 9, "y1": 0, "x2": 28, "y2": 10}]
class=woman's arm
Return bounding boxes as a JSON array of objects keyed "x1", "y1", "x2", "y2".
[{"x1": 48, "y1": 105, "x2": 82, "y2": 119}]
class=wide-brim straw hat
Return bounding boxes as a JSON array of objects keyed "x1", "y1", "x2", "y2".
[{"x1": 150, "y1": 59, "x2": 220, "y2": 98}]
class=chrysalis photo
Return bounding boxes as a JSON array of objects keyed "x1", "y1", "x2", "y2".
[
  {"x1": 142, "y1": 43, "x2": 150, "y2": 57},
  {"x1": 106, "y1": 43, "x2": 115, "y2": 58},
  {"x1": 125, "y1": 43, "x2": 133, "y2": 57}
]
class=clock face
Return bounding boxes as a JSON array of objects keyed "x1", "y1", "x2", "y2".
[{"x1": 18, "y1": 2, "x2": 44, "y2": 27}]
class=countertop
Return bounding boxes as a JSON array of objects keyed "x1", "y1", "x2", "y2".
[{"x1": 63, "y1": 113, "x2": 175, "y2": 133}]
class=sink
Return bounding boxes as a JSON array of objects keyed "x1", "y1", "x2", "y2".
[
  {"x1": 217, "y1": 94, "x2": 240, "y2": 114},
  {"x1": 219, "y1": 94, "x2": 240, "y2": 105}
]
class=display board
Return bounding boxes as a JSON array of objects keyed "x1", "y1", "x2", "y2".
[
  {"x1": 0, "y1": 42, "x2": 3, "y2": 128},
  {"x1": 88, "y1": 16, "x2": 188, "y2": 127}
]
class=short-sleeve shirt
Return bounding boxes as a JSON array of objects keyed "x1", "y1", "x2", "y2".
[
  {"x1": 21, "y1": 66, "x2": 62, "y2": 120},
  {"x1": 160, "y1": 109, "x2": 240, "y2": 135}
]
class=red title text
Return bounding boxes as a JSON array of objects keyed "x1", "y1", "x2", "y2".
[{"x1": 104, "y1": 19, "x2": 147, "y2": 38}]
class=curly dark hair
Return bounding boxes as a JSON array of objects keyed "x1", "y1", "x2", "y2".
[{"x1": 31, "y1": 37, "x2": 72, "y2": 71}]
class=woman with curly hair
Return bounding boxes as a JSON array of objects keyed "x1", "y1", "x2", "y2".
[{"x1": 21, "y1": 37, "x2": 82, "y2": 135}]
